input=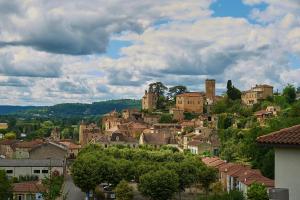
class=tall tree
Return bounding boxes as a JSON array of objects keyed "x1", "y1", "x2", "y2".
[
  {"x1": 247, "y1": 183, "x2": 269, "y2": 200},
  {"x1": 226, "y1": 80, "x2": 241, "y2": 100},
  {"x1": 148, "y1": 82, "x2": 168, "y2": 96},
  {"x1": 0, "y1": 170, "x2": 12, "y2": 200},
  {"x1": 114, "y1": 180, "x2": 134, "y2": 200},
  {"x1": 283, "y1": 84, "x2": 296, "y2": 104},
  {"x1": 71, "y1": 155, "x2": 101, "y2": 199},
  {"x1": 227, "y1": 80, "x2": 233, "y2": 91},
  {"x1": 168, "y1": 85, "x2": 188, "y2": 102},
  {"x1": 197, "y1": 167, "x2": 217, "y2": 197},
  {"x1": 138, "y1": 170, "x2": 179, "y2": 200}
]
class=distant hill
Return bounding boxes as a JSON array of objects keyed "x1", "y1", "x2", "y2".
[
  {"x1": 0, "y1": 105, "x2": 37, "y2": 115},
  {"x1": 0, "y1": 99, "x2": 141, "y2": 117}
]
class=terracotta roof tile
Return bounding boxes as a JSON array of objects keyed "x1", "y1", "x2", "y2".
[
  {"x1": 257, "y1": 124, "x2": 300, "y2": 146},
  {"x1": 13, "y1": 181, "x2": 45, "y2": 193},
  {"x1": 0, "y1": 139, "x2": 18, "y2": 146},
  {"x1": 177, "y1": 92, "x2": 205, "y2": 97}
]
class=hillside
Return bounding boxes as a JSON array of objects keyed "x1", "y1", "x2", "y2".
[
  {"x1": 0, "y1": 99, "x2": 141, "y2": 117},
  {"x1": 0, "y1": 105, "x2": 37, "y2": 115}
]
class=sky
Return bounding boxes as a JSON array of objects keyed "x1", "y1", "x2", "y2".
[{"x1": 0, "y1": 0, "x2": 300, "y2": 106}]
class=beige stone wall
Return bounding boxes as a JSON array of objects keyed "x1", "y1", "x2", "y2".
[{"x1": 176, "y1": 96, "x2": 204, "y2": 113}]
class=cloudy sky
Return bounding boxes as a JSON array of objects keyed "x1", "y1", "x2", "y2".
[{"x1": 0, "y1": 0, "x2": 299, "y2": 105}]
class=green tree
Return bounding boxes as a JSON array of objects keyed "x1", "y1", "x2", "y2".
[
  {"x1": 42, "y1": 175, "x2": 64, "y2": 200},
  {"x1": 168, "y1": 86, "x2": 188, "y2": 102},
  {"x1": 4, "y1": 131, "x2": 16, "y2": 140},
  {"x1": 149, "y1": 82, "x2": 168, "y2": 96},
  {"x1": 247, "y1": 183, "x2": 268, "y2": 200},
  {"x1": 0, "y1": 170, "x2": 12, "y2": 200},
  {"x1": 138, "y1": 169, "x2": 179, "y2": 200},
  {"x1": 159, "y1": 114, "x2": 174, "y2": 123},
  {"x1": 283, "y1": 84, "x2": 296, "y2": 104},
  {"x1": 289, "y1": 101, "x2": 300, "y2": 117},
  {"x1": 226, "y1": 80, "x2": 241, "y2": 100},
  {"x1": 71, "y1": 155, "x2": 101, "y2": 198},
  {"x1": 198, "y1": 167, "x2": 218, "y2": 197},
  {"x1": 114, "y1": 180, "x2": 134, "y2": 200}
]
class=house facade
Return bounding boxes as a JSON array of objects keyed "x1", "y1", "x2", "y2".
[
  {"x1": 242, "y1": 84, "x2": 273, "y2": 105},
  {"x1": 0, "y1": 159, "x2": 65, "y2": 179},
  {"x1": 13, "y1": 181, "x2": 44, "y2": 200},
  {"x1": 257, "y1": 124, "x2": 300, "y2": 200},
  {"x1": 176, "y1": 92, "x2": 204, "y2": 113}
]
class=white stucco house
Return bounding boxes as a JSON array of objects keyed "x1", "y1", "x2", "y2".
[
  {"x1": 0, "y1": 159, "x2": 65, "y2": 179},
  {"x1": 257, "y1": 124, "x2": 300, "y2": 200}
]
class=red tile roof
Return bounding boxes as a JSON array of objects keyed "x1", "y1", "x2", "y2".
[
  {"x1": 14, "y1": 139, "x2": 44, "y2": 149},
  {"x1": 177, "y1": 92, "x2": 205, "y2": 97},
  {"x1": 257, "y1": 124, "x2": 300, "y2": 146},
  {"x1": 13, "y1": 181, "x2": 45, "y2": 193}
]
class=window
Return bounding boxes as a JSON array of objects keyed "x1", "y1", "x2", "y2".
[
  {"x1": 6, "y1": 170, "x2": 13, "y2": 174},
  {"x1": 42, "y1": 170, "x2": 49, "y2": 174},
  {"x1": 33, "y1": 170, "x2": 40, "y2": 174}
]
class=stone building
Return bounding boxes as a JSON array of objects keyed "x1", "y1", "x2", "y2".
[
  {"x1": 29, "y1": 142, "x2": 68, "y2": 160},
  {"x1": 139, "y1": 129, "x2": 177, "y2": 148},
  {"x1": 142, "y1": 90, "x2": 158, "y2": 111},
  {"x1": 176, "y1": 92, "x2": 205, "y2": 113},
  {"x1": 79, "y1": 123, "x2": 102, "y2": 146},
  {"x1": 0, "y1": 140, "x2": 18, "y2": 158},
  {"x1": 143, "y1": 114, "x2": 160, "y2": 125},
  {"x1": 102, "y1": 111, "x2": 124, "y2": 131},
  {"x1": 122, "y1": 109, "x2": 142, "y2": 121},
  {"x1": 14, "y1": 139, "x2": 44, "y2": 159},
  {"x1": 170, "y1": 108, "x2": 185, "y2": 121},
  {"x1": 49, "y1": 127, "x2": 60, "y2": 141},
  {"x1": 242, "y1": 84, "x2": 273, "y2": 105},
  {"x1": 205, "y1": 79, "x2": 216, "y2": 103}
]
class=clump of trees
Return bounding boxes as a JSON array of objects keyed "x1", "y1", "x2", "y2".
[
  {"x1": 213, "y1": 83, "x2": 300, "y2": 179},
  {"x1": 71, "y1": 145, "x2": 218, "y2": 199},
  {"x1": 146, "y1": 82, "x2": 188, "y2": 110}
]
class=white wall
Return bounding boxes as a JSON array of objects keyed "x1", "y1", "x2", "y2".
[
  {"x1": 275, "y1": 148, "x2": 300, "y2": 200},
  {"x1": 0, "y1": 166, "x2": 64, "y2": 179}
]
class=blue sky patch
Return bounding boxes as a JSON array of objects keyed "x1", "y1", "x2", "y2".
[
  {"x1": 210, "y1": 0, "x2": 267, "y2": 23},
  {"x1": 288, "y1": 54, "x2": 300, "y2": 69},
  {"x1": 105, "y1": 40, "x2": 132, "y2": 58}
]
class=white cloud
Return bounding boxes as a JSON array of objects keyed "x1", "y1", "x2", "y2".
[{"x1": 0, "y1": 0, "x2": 300, "y2": 105}]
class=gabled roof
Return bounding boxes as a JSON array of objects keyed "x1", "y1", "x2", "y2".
[
  {"x1": 13, "y1": 181, "x2": 45, "y2": 193},
  {"x1": 257, "y1": 124, "x2": 300, "y2": 146},
  {"x1": 0, "y1": 159, "x2": 65, "y2": 167}
]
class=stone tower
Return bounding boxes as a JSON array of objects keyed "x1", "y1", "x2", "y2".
[
  {"x1": 142, "y1": 90, "x2": 158, "y2": 111},
  {"x1": 205, "y1": 79, "x2": 215, "y2": 102}
]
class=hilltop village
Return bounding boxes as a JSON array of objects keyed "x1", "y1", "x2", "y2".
[{"x1": 0, "y1": 80, "x2": 300, "y2": 200}]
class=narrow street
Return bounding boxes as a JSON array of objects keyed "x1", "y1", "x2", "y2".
[{"x1": 62, "y1": 174, "x2": 85, "y2": 200}]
